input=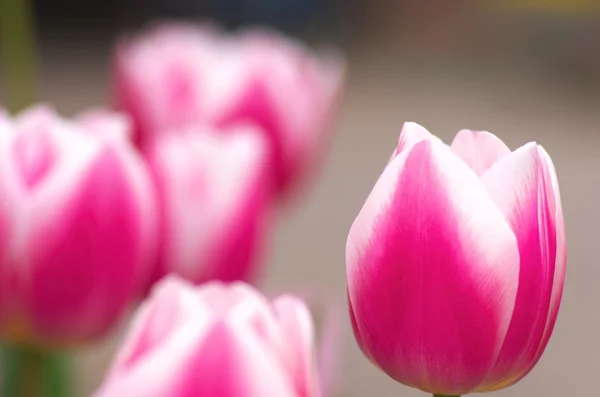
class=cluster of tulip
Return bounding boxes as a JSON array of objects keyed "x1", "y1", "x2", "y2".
[
  {"x1": 0, "y1": 22, "x2": 344, "y2": 396},
  {"x1": 0, "y1": 19, "x2": 566, "y2": 397}
]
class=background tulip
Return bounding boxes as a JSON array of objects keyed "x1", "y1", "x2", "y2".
[
  {"x1": 144, "y1": 125, "x2": 272, "y2": 289},
  {"x1": 94, "y1": 276, "x2": 321, "y2": 397},
  {"x1": 114, "y1": 22, "x2": 345, "y2": 199},
  {"x1": 0, "y1": 106, "x2": 157, "y2": 346},
  {"x1": 346, "y1": 122, "x2": 566, "y2": 395}
]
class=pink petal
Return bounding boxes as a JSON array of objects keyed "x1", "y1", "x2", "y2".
[
  {"x1": 451, "y1": 130, "x2": 511, "y2": 176},
  {"x1": 106, "y1": 277, "x2": 210, "y2": 379},
  {"x1": 511, "y1": 146, "x2": 566, "y2": 383},
  {"x1": 25, "y1": 145, "x2": 148, "y2": 342},
  {"x1": 346, "y1": 140, "x2": 519, "y2": 394},
  {"x1": 395, "y1": 122, "x2": 434, "y2": 157},
  {"x1": 93, "y1": 316, "x2": 216, "y2": 397},
  {"x1": 273, "y1": 295, "x2": 318, "y2": 397},
  {"x1": 478, "y1": 143, "x2": 559, "y2": 389},
  {"x1": 147, "y1": 126, "x2": 272, "y2": 288}
]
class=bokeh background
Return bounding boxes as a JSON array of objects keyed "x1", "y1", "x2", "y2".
[{"x1": 4, "y1": 0, "x2": 600, "y2": 395}]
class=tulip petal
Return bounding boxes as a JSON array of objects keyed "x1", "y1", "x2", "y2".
[
  {"x1": 93, "y1": 319, "x2": 215, "y2": 397},
  {"x1": 395, "y1": 122, "x2": 434, "y2": 156},
  {"x1": 106, "y1": 277, "x2": 209, "y2": 379},
  {"x1": 25, "y1": 144, "x2": 147, "y2": 342},
  {"x1": 451, "y1": 130, "x2": 511, "y2": 176},
  {"x1": 478, "y1": 143, "x2": 558, "y2": 389},
  {"x1": 273, "y1": 295, "x2": 317, "y2": 397},
  {"x1": 519, "y1": 146, "x2": 566, "y2": 379},
  {"x1": 347, "y1": 140, "x2": 519, "y2": 394}
]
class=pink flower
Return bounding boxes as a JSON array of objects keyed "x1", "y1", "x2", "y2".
[
  {"x1": 144, "y1": 125, "x2": 272, "y2": 288},
  {"x1": 114, "y1": 22, "x2": 345, "y2": 199},
  {"x1": 346, "y1": 123, "x2": 566, "y2": 395},
  {"x1": 94, "y1": 276, "x2": 321, "y2": 397},
  {"x1": 0, "y1": 106, "x2": 157, "y2": 346}
]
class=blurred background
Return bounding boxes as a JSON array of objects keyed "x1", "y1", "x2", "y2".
[{"x1": 4, "y1": 0, "x2": 600, "y2": 396}]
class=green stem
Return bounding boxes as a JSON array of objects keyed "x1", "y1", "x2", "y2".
[
  {"x1": 433, "y1": 395, "x2": 461, "y2": 397},
  {"x1": 1, "y1": 344, "x2": 71, "y2": 397},
  {"x1": 0, "y1": 0, "x2": 39, "y2": 112}
]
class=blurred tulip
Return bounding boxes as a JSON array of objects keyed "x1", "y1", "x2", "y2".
[
  {"x1": 346, "y1": 123, "x2": 566, "y2": 395},
  {"x1": 144, "y1": 125, "x2": 272, "y2": 289},
  {"x1": 94, "y1": 276, "x2": 321, "y2": 397},
  {"x1": 114, "y1": 22, "x2": 345, "y2": 199},
  {"x1": 0, "y1": 106, "x2": 157, "y2": 346}
]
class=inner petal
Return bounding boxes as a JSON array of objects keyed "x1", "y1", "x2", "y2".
[{"x1": 451, "y1": 130, "x2": 511, "y2": 176}]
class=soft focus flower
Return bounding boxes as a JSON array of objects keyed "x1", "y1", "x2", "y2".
[
  {"x1": 94, "y1": 276, "x2": 321, "y2": 397},
  {"x1": 346, "y1": 123, "x2": 566, "y2": 395},
  {"x1": 0, "y1": 106, "x2": 157, "y2": 346},
  {"x1": 114, "y1": 22, "x2": 345, "y2": 199},
  {"x1": 144, "y1": 125, "x2": 272, "y2": 289}
]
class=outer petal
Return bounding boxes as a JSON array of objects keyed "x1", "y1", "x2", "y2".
[
  {"x1": 273, "y1": 296, "x2": 319, "y2": 397},
  {"x1": 147, "y1": 126, "x2": 273, "y2": 288},
  {"x1": 479, "y1": 143, "x2": 559, "y2": 390},
  {"x1": 395, "y1": 122, "x2": 434, "y2": 157},
  {"x1": 76, "y1": 110, "x2": 158, "y2": 296},
  {"x1": 451, "y1": 130, "x2": 511, "y2": 176},
  {"x1": 511, "y1": 146, "x2": 566, "y2": 383},
  {"x1": 0, "y1": 123, "x2": 17, "y2": 333},
  {"x1": 105, "y1": 276, "x2": 211, "y2": 380},
  {"x1": 346, "y1": 140, "x2": 519, "y2": 395},
  {"x1": 25, "y1": 146, "x2": 146, "y2": 342}
]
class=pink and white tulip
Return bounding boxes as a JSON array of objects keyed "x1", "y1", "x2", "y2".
[
  {"x1": 346, "y1": 123, "x2": 566, "y2": 395},
  {"x1": 114, "y1": 22, "x2": 345, "y2": 199},
  {"x1": 94, "y1": 276, "x2": 321, "y2": 397},
  {"x1": 144, "y1": 125, "x2": 272, "y2": 288},
  {"x1": 0, "y1": 106, "x2": 157, "y2": 345}
]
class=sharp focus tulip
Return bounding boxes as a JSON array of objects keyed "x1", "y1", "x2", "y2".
[
  {"x1": 94, "y1": 276, "x2": 321, "y2": 397},
  {"x1": 346, "y1": 123, "x2": 566, "y2": 395},
  {"x1": 0, "y1": 106, "x2": 157, "y2": 346},
  {"x1": 144, "y1": 125, "x2": 272, "y2": 288},
  {"x1": 114, "y1": 22, "x2": 345, "y2": 199}
]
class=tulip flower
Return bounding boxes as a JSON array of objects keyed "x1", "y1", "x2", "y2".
[
  {"x1": 94, "y1": 276, "x2": 321, "y2": 397},
  {"x1": 114, "y1": 22, "x2": 345, "y2": 199},
  {"x1": 346, "y1": 123, "x2": 566, "y2": 396},
  {"x1": 0, "y1": 106, "x2": 157, "y2": 346},
  {"x1": 144, "y1": 125, "x2": 272, "y2": 289}
]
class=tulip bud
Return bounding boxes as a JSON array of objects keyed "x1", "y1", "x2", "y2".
[
  {"x1": 113, "y1": 22, "x2": 345, "y2": 199},
  {"x1": 346, "y1": 123, "x2": 566, "y2": 395},
  {"x1": 0, "y1": 106, "x2": 157, "y2": 346},
  {"x1": 144, "y1": 125, "x2": 272, "y2": 289},
  {"x1": 94, "y1": 276, "x2": 321, "y2": 397}
]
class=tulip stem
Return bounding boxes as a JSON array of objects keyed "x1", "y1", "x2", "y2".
[
  {"x1": 1, "y1": 344, "x2": 72, "y2": 397},
  {"x1": 0, "y1": 0, "x2": 39, "y2": 112},
  {"x1": 433, "y1": 395, "x2": 461, "y2": 397}
]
